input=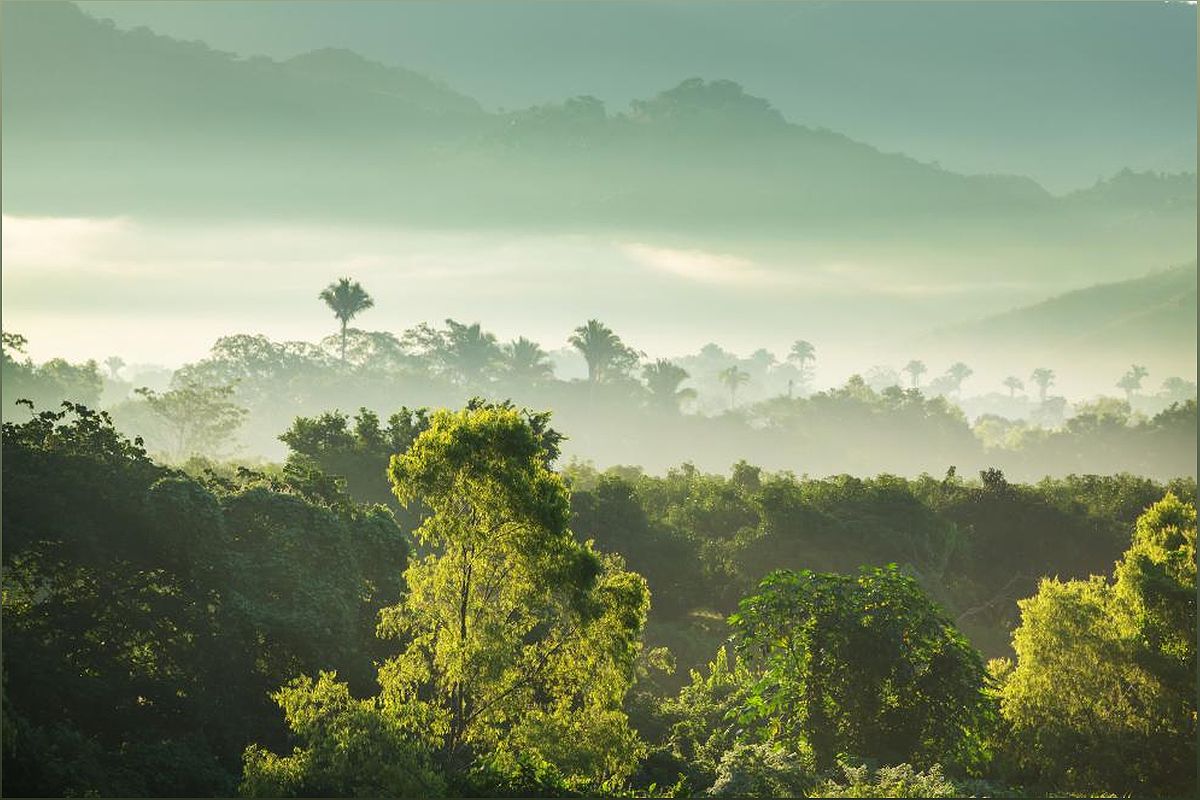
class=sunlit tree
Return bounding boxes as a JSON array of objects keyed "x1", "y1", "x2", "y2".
[{"x1": 997, "y1": 494, "x2": 1196, "y2": 796}]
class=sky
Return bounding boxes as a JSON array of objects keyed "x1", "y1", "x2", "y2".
[
  {"x1": 1, "y1": 213, "x2": 1045, "y2": 372},
  {"x1": 75, "y1": 0, "x2": 1197, "y2": 193}
]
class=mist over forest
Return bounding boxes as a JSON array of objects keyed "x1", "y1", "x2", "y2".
[{"x1": 2, "y1": 2, "x2": 1196, "y2": 799}]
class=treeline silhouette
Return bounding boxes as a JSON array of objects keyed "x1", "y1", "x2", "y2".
[{"x1": 3, "y1": 320, "x2": 1195, "y2": 481}]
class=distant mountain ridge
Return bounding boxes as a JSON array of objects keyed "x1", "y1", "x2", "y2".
[
  {"x1": 932, "y1": 264, "x2": 1197, "y2": 375},
  {"x1": 2, "y1": 1, "x2": 1194, "y2": 283}
]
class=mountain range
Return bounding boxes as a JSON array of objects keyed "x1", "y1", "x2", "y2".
[{"x1": 1, "y1": 0, "x2": 1196, "y2": 343}]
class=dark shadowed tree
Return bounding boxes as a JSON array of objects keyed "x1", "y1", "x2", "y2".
[
  {"x1": 502, "y1": 336, "x2": 555, "y2": 384},
  {"x1": 568, "y1": 319, "x2": 640, "y2": 383},
  {"x1": 442, "y1": 319, "x2": 501, "y2": 387},
  {"x1": 319, "y1": 278, "x2": 375, "y2": 363},
  {"x1": 643, "y1": 359, "x2": 697, "y2": 413}
]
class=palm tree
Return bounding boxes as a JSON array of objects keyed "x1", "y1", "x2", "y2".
[
  {"x1": 104, "y1": 355, "x2": 125, "y2": 381},
  {"x1": 503, "y1": 337, "x2": 555, "y2": 383},
  {"x1": 788, "y1": 340, "x2": 816, "y2": 371},
  {"x1": 643, "y1": 359, "x2": 696, "y2": 413},
  {"x1": 718, "y1": 365, "x2": 751, "y2": 411},
  {"x1": 1030, "y1": 367, "x2": 1055, "y2": 403},
  {"x1": 1116, "y1": 364, "x2": 1149, "y2": 403},
  {"x1": 1002, "y1": 376, "x2": 1024, "y2": 397},
  {"x1": 946, "y1": 362, "x2": 973, "y2": 394},
  {"x1": 568, "y1": 319, "x2": 638, "y2": 383},
  {"x1": 319, "y1": 277, "x2": 374, "y2": 363},
  {"x1": 444, "y1": 319, "x2": 500, "y2": 386},
  {"x1": 903, "y1": 359, "x2": 927, "y2": 389}
]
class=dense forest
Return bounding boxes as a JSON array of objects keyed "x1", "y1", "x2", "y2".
[
  {"x1": 3, "y1": 2, "x2": 1195, "y2": 798},
  {"x1": 2, "y1": 397, "x2": 1194, "y2": 797},
  {"x1": 2, "y1": 305, "x2": 1195, "y2": 482}
]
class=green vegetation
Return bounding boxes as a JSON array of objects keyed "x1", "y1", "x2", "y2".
[{"x1": 3, "y1": 399, "x2": 1194, "y2": 797}]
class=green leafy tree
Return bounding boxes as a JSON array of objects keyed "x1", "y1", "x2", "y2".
[
  {"x1": 319, "y1": 277, "x2": 375, "y2": 363},
  {"x1": 569, "y1": 319, "x2": 640, "y2": 383},
  {"x1": 727, "y1": 566, "x2": 991, "y2": 773},
  {"x1": 643, "y1": 359, "x2": 697, "y2": 413},
  {"x1": 246, "y1": 401, "x2": 650, "y2": 793},
  {"x1": 1002, "y1": 375, "x2": 1024, "y2": 397},
  {"x1": 706, "y1": 743, "x2": 814, "y2": 797},
  {"x1": 134, "y1": 382, "x2": 248, "y2": 460},
  {"x1": 1030, "y1": 367, "x2": 1055, "y2": 403},
  {"x1": 815, "y1": 761, "x2": 964, "y2": 798},
  {"x1": 997, "y1": 493, "x2": 1197, "y2": 796},
  {"x1": 717, "y1": 365, "x2": 750, "y2": 411}
]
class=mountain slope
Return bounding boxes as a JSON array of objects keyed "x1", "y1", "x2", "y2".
[{"x1": 934, "y1": 264, "x2": 1196, "y2": 375}]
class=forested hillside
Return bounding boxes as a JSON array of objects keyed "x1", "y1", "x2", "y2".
[{"x1": 3, "y1": 401, "x2": 1195, "y2": 797}]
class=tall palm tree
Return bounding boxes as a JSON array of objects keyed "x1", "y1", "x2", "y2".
[
  {"x1": 503, "y1": 337, "x2": 555, "y2": 383},
  {"x1": 1002, "y1": 376, "x2": 1024, "y2": 397},
  {"x1": 319, "y1": 277, "x2": 374, "y2": 363},
  {"x1": 444, "y1": 319, "x2": 500, "y2": 386},
  {"x1": 718, "y1": 365, "x2": 751, "y2": 411},
  {"x1": 788, "y1": 340, "x2": 816, "y2": 371},
  {"x1": 643, "y1": 359, "x2": 696, "y2": 412},
  {"x1": 903, "y1": 359, "x2": 927, "y2": 389},
  {"x1": 568, "y1": 319, "x2": 638, "y2": 383},
  {"x1": 1116, "y1": 364, "x2": 1149, "y2": 403},
  {"x1": 1030, "y1": 367, "x2": 1055, "y2": 403}
]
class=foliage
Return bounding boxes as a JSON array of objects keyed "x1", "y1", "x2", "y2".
[
  {"x1": 705, "y1": 742, "x2": 814, "y2": 797},
  {"x1": 2, "y1": 332, "x2": 104, "y2": 417},
  {"x1": 814, "y1": 761, "x2": 966, "y2": 798},
  {"x1": 570, "y1": 319, "x2": 641, "y2": 383},
  {"x1": 728, "y1": 566, "x2": 991, "y2": 772},
  {"x1": 2, "y1": 402, "x2": 409, "y2": 796},
  {"x1": 320, "y1": 277, "x2": 375, "y2": 362},
  {"x1": 996, "y1": 494, "x2": 1197, "y2": 797},
  {"x1": 246, "y1": 400, "x2": 651, "y2": 794},
  {"x1": 132, "y1": 381, "x2": 248, "y2": 460}
]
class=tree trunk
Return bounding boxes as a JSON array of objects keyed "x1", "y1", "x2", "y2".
[{"x1": 340, "y1": 319, "x2": 347, "y2": 363}]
